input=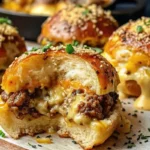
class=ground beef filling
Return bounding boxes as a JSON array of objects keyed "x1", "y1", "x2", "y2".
[
  {"x1": 1, "y1": 90, "x2": 40, "y2": 119},
  {"x1": 1, "y1": 89, "x2": 118, "y2": 121},
  {"x1": 78, "y1": 92, "x2": 118, "y2": 120}
]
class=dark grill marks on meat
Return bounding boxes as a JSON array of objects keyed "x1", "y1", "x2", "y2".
[
  {"x1": 78, "y1": 92, "x2": 118, "y2": 120},
  {"x1": 1, "y1": 90, "x2": 41, "y2": 119}
]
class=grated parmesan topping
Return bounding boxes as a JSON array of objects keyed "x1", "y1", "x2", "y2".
[
  {"x1": 112, "y1": 17, "x2": 150, "y2": 55},
  {"x1": 17, "y1": 44, "x2": 100, "y2": 63},
  {"x1": 60, "y1": 4, "x2": 115, "y2": 27},
  {"x1": 0, "y1": 23, "x2": 18, "y2": 46}
]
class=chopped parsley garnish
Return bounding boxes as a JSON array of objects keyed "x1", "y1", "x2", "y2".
[
  {"x1": 127, "y1": 143, "x2": 136, "y2": 149},
  {"x1": 46, "y1": 135, "x2": 52, "y2": 138},
  {"x1": 24, "y1": 52, "x2": 28, "y2": 55},
  {"x1": 28, "y1": 143, "x2": 37, "y2": 149},
  {"x1": 136, "y1": 25, "x2": 143, "y2": 33},
  {"x1": 66, "y1": 44, "x2": 74, "y2": 54},
  {"x1": 148, "y1": 128, "x2": 150, "y2": 132},
  {"x1": 83, "y1": 45, "x2": 90, "y2": 49},
  {"x1": 0, "y1": 130, "x2": 5, "y2": 138},
  {"x1": 82, "y1": 9, "x2": 91, "y2": 16},
  {"x1": 42, "y1": 42, "x2": 52, "y2": 52},
  {"x1": 141, "y1": 135, "x2": 150, "y2": 140},
  {"x1": 76, "y1": 4, "x2": 82, "y2": 7},
  {"x1": 31, "y1": 47, "x2": 39, "y2": 52},
  {"x1": 91, "y1": 47, "x2": 103, "y2": 54},
  {"x1": 72, "y1": 40, "x2": 79, "y2": 46},
  {"x1": 0, "y1": 17, "x2": 12, "y2": 25},
  {"x1": 144, "y1": 19, "x2": 150, "y2": 26},
  {"x1": 72, "y1": 140, "x2": 77, "y2": 144},
  {"x1": 132, "y1": 113, "x2": 137, "y2": 117}
]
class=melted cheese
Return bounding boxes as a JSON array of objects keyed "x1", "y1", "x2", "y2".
[
  {"x1": 67, "y1": 94, "x2": 91, "y2": 125},
  {"x1": 0, "y1": 97, "x2": 8, "y2": 111},
  {"x1": 104, "y1": 48, "x2": 150, "y2": 110},
  {"x1": 119, "y1": 59, "x2": 150, "y2": 110}
]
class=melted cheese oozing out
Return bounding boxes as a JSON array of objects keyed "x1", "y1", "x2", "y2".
[
  {"x1": 116, "y1": 50, "x2": 150, "y2": 110},
  {"x1": 104, "y1": 48, "x2": 150, "y2": 110}
]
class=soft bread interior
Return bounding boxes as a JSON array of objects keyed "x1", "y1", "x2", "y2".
[{"x1": 3, "y1": 52, "x2": 101, "y2": 94}]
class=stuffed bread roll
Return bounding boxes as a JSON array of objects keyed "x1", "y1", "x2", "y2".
[
  {"x1": 38, "y1": 4, "x2": 118, "y2": 47},
  {"x1": 103, "y1": 17, "x2": 150, "y2": 110},
  {"x1": 0, "y1": 44, "x2": 122, "y2": 149},
  {"x1": 0, "y1": 17, "x2": 26, "y2": 82}
]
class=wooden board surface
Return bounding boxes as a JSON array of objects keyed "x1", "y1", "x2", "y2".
[{"x1": 0, "y1": 139, "x2": 26, "y2": 150}]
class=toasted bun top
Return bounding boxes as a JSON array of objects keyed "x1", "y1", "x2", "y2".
[
  {"x1": 105, "y1": 17, "x2": 150, "y2": 57},
  {"x1": 2, "y1": 44, "x2": 119, "y2": 94},
  {"x1": 38, "y1": 4, "x2": 118, "y2": 47}
]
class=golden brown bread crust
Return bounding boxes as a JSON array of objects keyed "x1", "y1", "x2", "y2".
[
  {"x1": 2, "y1": 46, "x2": 119, "y2": 94},
  {"x1": 38, "y1": 4, "x2": 118, "y2": 47},
  {"x1": 105, "y1": 17, "x2": 150, "y2": 57}
]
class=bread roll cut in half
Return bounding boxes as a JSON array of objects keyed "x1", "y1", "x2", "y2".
[
  {"x1": 103, "y1": 17, "x2": 150, "y2": 110},
  {"x1": 0, "y1": 44, "x2": 121, "y2": 149},
  {"x1": 38, "y1": 4, "x2": 118, "y2": 47},
  {"x1": 0, "y1": 18, "x2": 26, "y2": 82}
]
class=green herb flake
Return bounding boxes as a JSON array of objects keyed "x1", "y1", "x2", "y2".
[
  {"x1": 72, "y1": 140, "x2": 77, "y2": 144},
  {"x1": 127, "y1": 143, "x2": 136, "y2": 149},
  {"x1": 92, "y1": 47, "x2": 103, "y2": 54},
  {"x1": 42, "y1": 42, "x2": 52, "y2": 52},
  {"x1": 144, "y1": 20, "x2": 150, "y2": 26},
  {"x1": 83, "y1": 45, "x2": 90, "y2": 49},
  {"x1": 46, "y1": 135, "x2": 52, "y2": 138},
  {"x1": 0, "y1": 17, "x2": 12, "y2": 25},
  {"x1": 24, "y1": 52, "x2": 28, "y2": 55},
  {"x1": 141, "y1": 135, "x2": 150, "y2": 140},
  {"x1": 72, "y1": 40, "x2": 79, "y2": 47},
  {"x1": 76, "y1": 4, "x2": 82, "y2": 7},
  {"x1": 136, "y1": 25, "x2": 143, "y2": 33},
  {"x1": 148, "y1": 128, "x2": 150, "y2": 132},
  {"x1": 82, "y1": 9, "x2": 91, "y2": 16},
  {"x1": 28, "y1": 143, "x2": 37, "y2": 149},
  {"x1": 0, "y1": 130, "x2": 5, "y2": 138},
  {"x1": 66, "y1": 44, "x2": 74, "y2": 54},
  {"x1": 31, "y1": 47, "x2": 39, "y2": 52}
]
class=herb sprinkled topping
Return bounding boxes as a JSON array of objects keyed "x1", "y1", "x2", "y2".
[
  {"x1": 42, "y1": 42, "x2": 52, "y2": 52},
  {"x1": 127, "y1": 143, "x2": 136, "y2": 149},
  {"x1": 72, "y1": 40, "x2": 79, "y2": 46},
  {"x1": 91, "y1": 47, "x2": 103, "y2": 54},
  {"x1": 66, "y1": 44, "x2": 74, "y2": 54},
  {"x1": 136, "y1": 25, "x2": 143, "y2": 33},
  {"x1": 0, "y1": 17, "x2": 12, "y2": 25},
  {"x1": 28, "y1": 142, "x2": 37, "y2": 149},
  {"x1": 82, "y1": 9, "x2": 91, "y2": 16},
  {"x1": 72, "y1": 140, "x2": 77, "y2": 144},
  {"x1": 31, "y1": 47, "x2": 39, "y2": 52},
  {"x1": 144, "y1": 19, "x2": 150, "y2": 26},
  {"x1": 0, "y1": 130, "x2": 5, "y2": 138}
]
